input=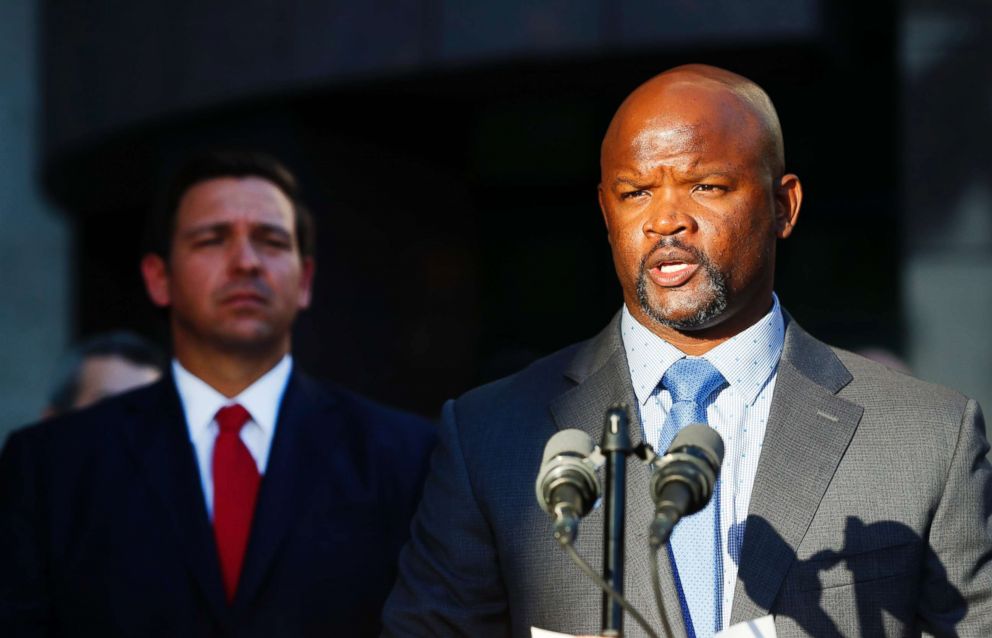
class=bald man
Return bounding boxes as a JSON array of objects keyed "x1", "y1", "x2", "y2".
[{"x1": 382, "y1": 66, "x2": 992, "y2": 637}]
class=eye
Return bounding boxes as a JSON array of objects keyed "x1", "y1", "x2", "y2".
[
  {"x1": 619, "y1": 189, "x2": 650, "y2": 201},
  {"x1": 192, "y1": 236, "x2": 223, "y2": 247},
  {"x1": 258, "y1": 233, "x2": 292, "y2": 250},
  {"x1": 691, "y1": 184, "x2": 728, "y2": 194}
]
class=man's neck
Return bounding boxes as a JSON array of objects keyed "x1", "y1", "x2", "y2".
[
  {"x1": 172, "y1": 345, "x2": 289, "y2": 398},
  {"x1": 629, "y1": 293, "x2": 776, "y2": 356},
  {"x1": 640, "y1": 316, "x2": 755, "y2": 356}
]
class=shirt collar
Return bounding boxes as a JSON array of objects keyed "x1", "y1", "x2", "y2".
[
  {"x1": 172, "y1": 354, "x2": 294, "y2": 435},
  {"x1": 621, "y1": 294, "x2": 785, "y2": 407}
]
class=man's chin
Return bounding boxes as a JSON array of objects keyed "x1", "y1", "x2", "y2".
[
  {"x1": 635, "y1": 262, "x2": 730, "y2": 331},
  {"x1": 635, "y1": 269, "x2": 725, "y2": 325},
  {"x1": 640, "y1": 296, "x2": 727, "y2": 332},
  {"x1": 648, "y1": 313, "x2": 714, "y2": 332},
  {"x1": 210, "y1": 323, "x2": 286, "y2": 354}
]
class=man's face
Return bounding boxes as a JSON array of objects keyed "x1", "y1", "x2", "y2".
[
  {"x1": 74, "y1": 355, "x2": 161, "y2": 410},
  {"x1": 141, "y1": 177, "x2": 314, "y2": 357},
  {"x1": 598, "y1": 82, "x2": 799, "y2": 339}
]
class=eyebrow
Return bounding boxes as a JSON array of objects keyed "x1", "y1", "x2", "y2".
[
  {"x1": 612, "y1": 176, "x2": 649, "y2": 188},
  {"x1": 181, "y1": 223, "x2": 229, "y2": 238},
  {"x1": 181, "y1": 222, "x2": 292, "y2": 238},
  {"x1": 612, "y1": 169, "x2": 740, "y2": 188},
  {"x1": 691, "y1": 171, "x2": 737, "y2": 181},
  {"x1": 254, "y1": 224, "x2": 292, "y2": 237}
]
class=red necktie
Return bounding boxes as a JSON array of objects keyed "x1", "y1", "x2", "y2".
[{"x1": 212, "y1": 404, "x2": 260, "y2": 602}]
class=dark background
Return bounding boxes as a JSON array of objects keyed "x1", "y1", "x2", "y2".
[{"x1": 39, "y1": 0, "x2": 911, "y2": 415}]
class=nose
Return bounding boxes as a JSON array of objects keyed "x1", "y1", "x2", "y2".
[
  {"x1": 642, "y1": 191, "x2": 698, "y2": 237},
  {"x1": 229, "y1": 235, "x2": 262, "y2": 273}
]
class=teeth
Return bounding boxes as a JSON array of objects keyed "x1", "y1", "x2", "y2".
[{"x1": 659, "y1": 263, "x2": 688, "y2": 274}]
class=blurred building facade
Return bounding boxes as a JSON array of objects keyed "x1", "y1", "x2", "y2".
[
  {"x1": 902, "y1": 0, "x2": 992, "y2": 425},
  {"x1": 0, "y1": 0, "x2": 70, "y2": 430},
  {"x1": 1, "y1": 0, "x2": 988, "y2": 439}
]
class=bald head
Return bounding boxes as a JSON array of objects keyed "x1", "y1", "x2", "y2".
[
  {"x1": 596, "y1": 64, "x2": 802, "y2": 353},
  {"x1": 602, "y1": 64, "x2": 785, "y2": 180}
]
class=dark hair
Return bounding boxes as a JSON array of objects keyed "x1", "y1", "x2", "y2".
[
  {"x1": 48, "y1": 331, "x2": 166, "y2": 414},
  {"x1": 145, "y1": 150, "x2": 315, "y2": 260}
]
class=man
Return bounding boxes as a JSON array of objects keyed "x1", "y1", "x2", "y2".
[
  {"x1": 43, "y1": 330, "x2": 164, "y2": 417},
  {"x1": 0, "y1": 151, "x2": 436, "y2": 636},
  {"x1": 382, "y1": 65, "x2": 992, "y2": 637}
]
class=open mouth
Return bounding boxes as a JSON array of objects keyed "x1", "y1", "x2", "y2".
[{"x1": 649, "y1": 262, "x2": 699, "y2": 287}]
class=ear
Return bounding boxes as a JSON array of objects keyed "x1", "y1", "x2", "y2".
[
  {"x1": 297, "y1": 257, "x2": 316, "y2": 310},
  {"x1": 774, "y1": 173, "x2": 802, "y2": 239},
  {"x1": 597, "y1": 183, "x2": 612, "y2": 236},
  {"x1": 140, "y1": 253, "x2": 172, "y2": 308}
]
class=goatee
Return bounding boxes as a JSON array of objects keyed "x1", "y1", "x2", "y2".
[{"x1": 635, "y1": 238, "x2": 729, "y2": 331}]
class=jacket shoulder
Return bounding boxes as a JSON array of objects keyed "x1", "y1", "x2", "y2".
[
  {"x1": 295, "y1": 374, "x2": 437, "y2": 451},
  {"x1": 832, "y1": 347, "x2": 971, "y2": 417},
  {"x1": 2, "y1": 380, "x2": 165, "y2": 456},
  {"x1": 453, "y1": 340, "x2": 587, "y2": 419},
  {"x1": 830, "y1": 346, "x2": 979, "y2": 477}
]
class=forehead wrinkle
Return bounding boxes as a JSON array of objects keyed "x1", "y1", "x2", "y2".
[
  {"x1": 178, "y1": 177, "x2": 294, "y2": 222},
  {"x1": 631, "y1": 122, "x2": 699, "y2": 160},
  {"x1": 182, "y1": 220, "x2": 292, "y2": 236},
  {"x1": 614, "y1": 111, "x2": 768, "y2": 182},
  {"x1": 181, "y1": 221, "x2": 229, "y2": 236},
  {"x1": 626, "y1": 122, "x2": 741, "y2": 174},
  {"x1": 178, "y1": 203, "x2": 291, "y2": 232}
]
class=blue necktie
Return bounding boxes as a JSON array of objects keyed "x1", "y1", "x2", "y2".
[{"x1": 659, "y1": 358, "x2": 727, "y2": 638}]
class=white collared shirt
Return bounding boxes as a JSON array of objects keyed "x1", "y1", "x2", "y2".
[
  {"x1": 621, "y1": 295, "x2": 785, "y2": 627},
  {"x1": 172, "y1": 355, "x2": 293, "y2": 519}
]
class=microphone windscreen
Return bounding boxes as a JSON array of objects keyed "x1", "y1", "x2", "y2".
[
  {"x1": 668, "y1": 423, "x2": 725, "y2": 467},
  {"x1": 542, "y1": 429, "x2": 596, "y2": 463}
]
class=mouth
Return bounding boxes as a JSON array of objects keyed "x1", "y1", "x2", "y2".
[
  {"x1": 648, "y1": 261, "x2": 699, "y2": 287},
  {"x1": 220, "y1": 290, "x2": 268, "y2": 307},
  {"x1": 645, "y1": 248, "x2": 701, "y2": 287}
]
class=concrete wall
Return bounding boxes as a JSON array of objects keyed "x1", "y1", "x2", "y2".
[{"x1": 0, "y1": 0, "x2": 70, "y2": 437}]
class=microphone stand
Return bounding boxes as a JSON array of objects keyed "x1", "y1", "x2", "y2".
[{"x1": 600, "y1": 406, "x2": 632, "y2": 637}]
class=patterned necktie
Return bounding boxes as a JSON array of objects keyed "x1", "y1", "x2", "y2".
[
  {"x1": 659, "y1": 358, "x2": 727, "y2": 638},
  {"x1": 212, "y1": 403, "x2": 260, "y2": 603}
]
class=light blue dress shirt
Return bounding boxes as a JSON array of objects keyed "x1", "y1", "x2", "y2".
[{"x1": 621, "y1": 294, "x2": 785, "y2": 628}]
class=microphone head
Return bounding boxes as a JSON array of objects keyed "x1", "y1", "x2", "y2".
[
  {"x1": 542, "y1": 429, "x2": 597, "y2": 464},
  {"x1": 535, "y1": 429, "x2": 602, "y2": 516},
  {"x1": 668, "y1": 423, "x2": 725, "y2": 470},
  {"x1": 651, "y1": 423, "x2": 725, "y2": 516}
]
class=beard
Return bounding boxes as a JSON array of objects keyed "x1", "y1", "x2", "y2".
[{"x1": 635, "y1": 237, "x2": 729, "y2": 331}]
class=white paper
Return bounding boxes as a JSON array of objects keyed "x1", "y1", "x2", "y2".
[
  {"x1": 532, "y1": 614, "x2": 775, "y2": 638},
  {"x1": 715, "y1": 614, "x2": 777, "y2": 638}
]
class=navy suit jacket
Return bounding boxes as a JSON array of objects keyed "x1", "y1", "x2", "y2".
[{"x1": 0, "y1": 370, "x2": 436, "y2": 637}]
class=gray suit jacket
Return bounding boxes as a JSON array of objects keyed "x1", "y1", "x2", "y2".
[{"x1": 383, "y1": 313, "x2": 992, "y2": 637}]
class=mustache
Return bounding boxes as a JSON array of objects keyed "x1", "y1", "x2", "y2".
[{"x1": 638, "y1": 237, "x2": 712, "y2": 271}]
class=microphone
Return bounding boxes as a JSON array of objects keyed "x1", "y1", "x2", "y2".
[
  {"x1": 535, "y1": 429, "x2": 603, "y2": 546},
  {"x1": 648, "y1": 424, "x2": 724, "y2": 548}
]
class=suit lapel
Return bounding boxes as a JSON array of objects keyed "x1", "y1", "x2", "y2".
[
  {"x1": 549, "y1": 314, "x2": 689, "y2": 638},
  {"x1": 119, "y1": 376, "x2": 229, "y2": 623},
  {"x1": 730, "y1": 320, "x2": 863, "y2": 624},
  {"x1": 233, "y1": 371, "x2": 341, "y2": 609}
]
